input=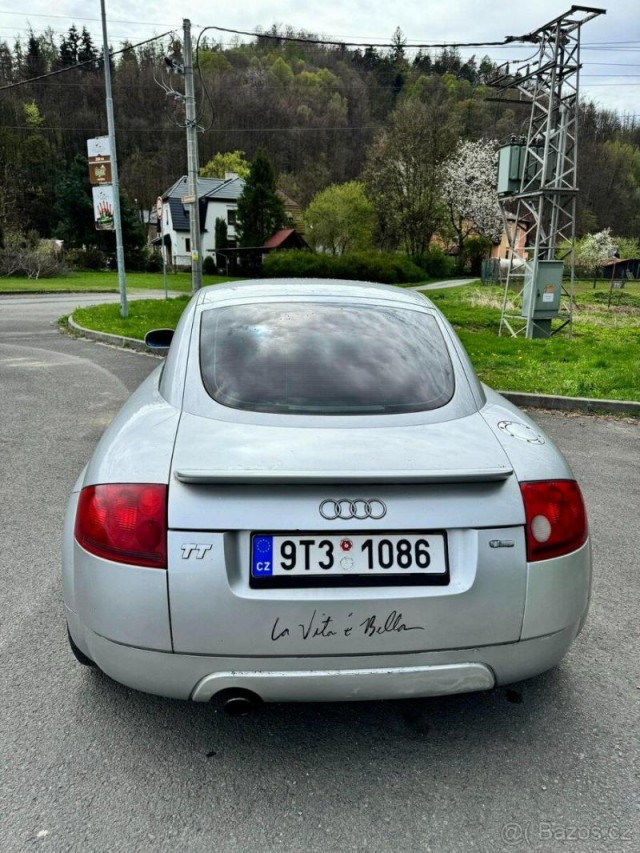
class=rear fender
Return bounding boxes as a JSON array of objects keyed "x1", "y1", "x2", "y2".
[{"x1": 62, "y1": 466, "x2": 87, "y2": 612}]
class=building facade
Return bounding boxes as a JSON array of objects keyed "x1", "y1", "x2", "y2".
[{"x1": 159, "y1": 174, "x2": 244, "y2": 268}]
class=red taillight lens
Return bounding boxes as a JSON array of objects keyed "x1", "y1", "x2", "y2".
[
  {"x1": 520, "y1": 479, "x2": 588, "y2": 562},
  {"x1": 75, "y1": 484, "x2": 167, "y2": 569}
]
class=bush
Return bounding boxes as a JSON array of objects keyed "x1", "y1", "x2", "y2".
[
  {"x1": 262, "y1": 250, "x2": 424, "y2": 284},
  {"x1": 202, "y1": 255, "x2": 216, "y2": 275},
  {"x1": 66, "y1": 246, "x2": 107, "y2": 270},
  {"x1": 463, "y1": 236, "x2": 492, "y2": 276},
  {"x1": 145, "y1": 252, "x2": 163, "y2": 273},
  {"x1": 124, "y1": 246, "x2": 149, "y2": 272},
  {"x1": 414, "y1": 247, "x2": 456, "y2": 279},
  {"x1": 0, "y1": 231, "x2": 67, "y2": 278}
]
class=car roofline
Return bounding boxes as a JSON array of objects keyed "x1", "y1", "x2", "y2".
[{"x1": 196, "y1": 279, "x2": 434, "y2": 309}]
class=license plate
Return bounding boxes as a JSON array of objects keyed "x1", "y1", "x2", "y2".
[{"x1": 251, "y1": 532, "x2": 448, "y2": 584}]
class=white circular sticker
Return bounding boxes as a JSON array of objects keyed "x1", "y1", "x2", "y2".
[{"x1": 497, "y1": 420, "x2": 546, "y2": 445}]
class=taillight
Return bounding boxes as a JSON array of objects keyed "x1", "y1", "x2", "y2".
[
  {"x1": 520, "y1": 479, "x2": 588, "y2": 562},
  {"x1": 75, "y1": 484, "x2": 167, "y2": 569}
]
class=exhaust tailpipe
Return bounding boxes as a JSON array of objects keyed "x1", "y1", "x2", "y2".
[{"x1": 219, "y1": 690, "x2": 262, "y2": 716}]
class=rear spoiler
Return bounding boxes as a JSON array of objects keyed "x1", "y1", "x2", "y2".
[{"x1": 174, "y1": 467, "x2": 513, "y2": 485}]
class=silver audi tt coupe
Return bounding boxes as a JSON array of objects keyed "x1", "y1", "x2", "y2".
[{"x1": 63, "y1": 280, "x2": 591, "y2": 707}]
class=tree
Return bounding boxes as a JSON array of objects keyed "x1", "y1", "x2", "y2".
[
  {"x1": 215, "y1": 217, "x2": 229, "y2": 250},
  {"x1": 363, "y1": 83, "x2": 458, "y2": 256},
  {"x1": 23, "y1": 31, "x2": 46, "y2": 79},
  {"x1": 0, "y1": 21, "x2": 638, "y2": 261},
  {"x1": 614, "y1": 235, "x2": 640, "y2": 259},
  {"x1": 574, "y1": 229, "x2": 616, "y2": 281},
  {"x1": 389, "y1": 27, "x2": 406, "y2": 66},
  {"x1": 120, "y1": 150, "x2": 158, "y2": 219},
  {"x1": 12, "y1": 101, "x2": 57, "y2": 235},
  {"x1": 389, "y1": 27, "x2": 408, "y2": 97},
  {"x1": 53, "y1": 154, "x2": 99, "y2": 248},
  {"x1": 0, "y1": 40, "x2": 14, "y2": 84},
  {"x1": 577, "y1": 108, "x2": 640, "y2": 235},
  {"x1": 118, "y1": 194, "x2": 148, "y2": 269},
  {"x1": 53, "y1": 154, "x2": 147, "y2": 267},
  {"x1": 200, "y1": 150, "x2": 250, "y2": 179},
  {"x1": 236, "y1": 151, "x2": 287, "y2": 247},
  {"x1": 78, "y1": 27, "x2": 98, "y2": 67},
  {"x1": 304, "y1": 182, "x2": 375, "y2": 254},
  {"x1": 59, "y1": 25, "x2": 80, "y2": 67},
  {"x1": 442, "y1": 139, "x2": 502, "y2": 271}
]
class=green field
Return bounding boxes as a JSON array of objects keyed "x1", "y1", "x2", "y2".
[
  {"x1": 429, "y1": 282, "x2": 640, "y2": 400},
  {"x1": 68, "y1": 280, "x2": 640, "y2": 401},
  {"x1": 0, "y1": 271, "x2": 239, "y2": 293}
]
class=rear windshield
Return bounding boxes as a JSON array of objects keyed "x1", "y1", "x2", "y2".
[{"x1": 199, "y1": 301, "x2": 455, "y2": 415}]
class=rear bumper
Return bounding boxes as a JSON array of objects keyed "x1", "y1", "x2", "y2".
[{"x1": 68, "y1": 609, "x2": 581, "y2": 702}]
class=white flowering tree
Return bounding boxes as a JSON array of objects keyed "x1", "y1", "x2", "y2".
[
  {"x1": 574, "y1": 228, "x2": 616, "y2": 281},
  {"x1": 442, "y1": 139, "x2": 502, "y2": 271}
]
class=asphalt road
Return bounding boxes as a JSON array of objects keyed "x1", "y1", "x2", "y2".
[{"x1": 1, "y1": 293, "x2": 638, "y2": 853}]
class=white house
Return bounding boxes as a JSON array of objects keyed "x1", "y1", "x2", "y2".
[{"x1": 159, "y1": 173, "x2": 244, "y2": 268}]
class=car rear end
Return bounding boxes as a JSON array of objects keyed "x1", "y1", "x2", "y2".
[{"x1": 66, "y1": 282, "x2": 591, "y2": 703}]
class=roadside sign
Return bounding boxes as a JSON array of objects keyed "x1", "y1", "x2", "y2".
[
  {"x1": 156, "y1": 196, "x2": 163, "y2": 221},
  {"x1": 87, "y1": 136, "x2": 111, "y2": 159},
  {"x1": 92, "y1": 185, "x2": 115, "y2": 231},
  {"x1": 181, "y1": 194, "x2": 196, "y2": 204},
  {"x1": 88, "y1": 158, "x2": 113, "y2": 185}
]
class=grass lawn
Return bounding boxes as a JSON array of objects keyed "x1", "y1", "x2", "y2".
[
  {"x1": 71, "y1": 296, "x2": 191, "y2": 340},
  {"x1": 68, "y1": 280, "x2": 640, "y2": 401},
  {"x1": 427, "y1": 281, "x2": 640, "y2": 400},
  {"x1": 0, "y1": 271, "x2": 239, "y2": 293}
]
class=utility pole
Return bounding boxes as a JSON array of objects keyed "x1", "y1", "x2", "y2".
[
  {"x1": 183, "y1": 18, "x2": 202, "y2": 292},
  {"x1": 490, "y1": 5, "x2": 605, "y2": 339},
  {"x1": 100, "y1": 0, "x2": 127, "y2": 318}
]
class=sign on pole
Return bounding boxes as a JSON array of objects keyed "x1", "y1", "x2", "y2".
[
  {"x1": 87, "y1": 136, "x2": 111, "y2": 159},
  {"x1": 87, "y1": 135, "x2": 113, "y2": 186},
  {"x1": 92, "y1": 185, "x2": 115, "y2": 231},
  {"x1": 88, "y1": 159, "x2": 113, "y2": 185}
]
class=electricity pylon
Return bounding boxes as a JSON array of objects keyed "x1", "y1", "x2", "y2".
[{"x1": 489, "y1": 6, "x2": 605, "y2": 338}]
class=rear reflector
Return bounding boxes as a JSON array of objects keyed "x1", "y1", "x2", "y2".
[
  {"x1": 75, "y1": 484, "x2": 167, "y2": 569},
  {"x1": 520, "y1": 479, "x2": 588, "y2": 562}
]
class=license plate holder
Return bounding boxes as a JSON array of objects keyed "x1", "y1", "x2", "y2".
[{"x1": 250, "y1": 530, "x2": 449, "y2": 588}]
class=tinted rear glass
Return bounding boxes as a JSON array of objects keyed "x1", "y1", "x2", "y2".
[{"x1": 199, "y1": 302, "x2": 454, "y2": 415}]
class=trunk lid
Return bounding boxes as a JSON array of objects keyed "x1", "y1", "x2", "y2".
[{"x1": 167, "y1": 412, "x2": 526, "y2": 656}]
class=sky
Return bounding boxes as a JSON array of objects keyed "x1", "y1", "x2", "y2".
[{"x1": 1, "y1": 0, "x2": 639, "y2": 116}]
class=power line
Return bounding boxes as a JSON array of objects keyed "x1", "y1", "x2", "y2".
[
  {"x1": 0, "y1": 30, "x2": 175, "y2": 91},
  {"x1": 2, "y1": 11, "x2": 640, "y2": 53},
  {"x1": 0, "y1": 10, "x2": 634, "y2": 47},
  {"x1": 197, "y1": 24, "x2": 540, "y2": 50}
]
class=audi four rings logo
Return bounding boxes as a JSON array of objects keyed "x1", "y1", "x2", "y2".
[{"x1": 319, "y1": 499, "x2": 387, "y2": 520}]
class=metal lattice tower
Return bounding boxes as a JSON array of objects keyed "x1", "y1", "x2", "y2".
[{"x1": 489, "y1": 6, "x2": 605, "y2": 338}]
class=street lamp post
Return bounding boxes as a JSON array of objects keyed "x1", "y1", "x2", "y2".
[{"x1": 100, "y1": 0, "x2": 127, "y2": 317}]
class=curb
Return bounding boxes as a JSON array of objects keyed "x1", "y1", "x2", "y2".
[
  {"x1": 65, "y1": 315, "x2": 640, "y2": 417},
  {"x1": 67, "y1": 315, "x2": 155, "y2": 354},
  {"x1": 499, "y1": 390, "x2": 640, "y2": 417}
]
